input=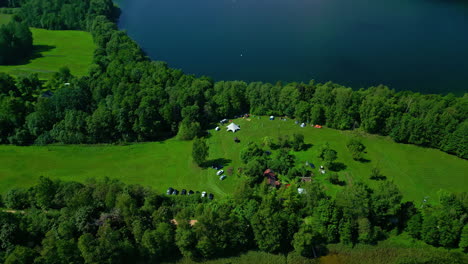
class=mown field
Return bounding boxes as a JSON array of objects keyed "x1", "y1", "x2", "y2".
[
  {"x1": 0, "y1": 14, "x2": 95, "y2": 78},
  {"x1": 0, "y1": 117, "x2": 467, "y2": 202}
]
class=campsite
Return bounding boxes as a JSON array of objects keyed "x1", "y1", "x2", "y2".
[{"x1": 1, "y1": 116, "x2": 466, "y2": 202}]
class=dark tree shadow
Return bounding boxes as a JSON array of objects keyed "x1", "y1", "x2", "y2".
[
  {"x1": 9, "y1": 45, "x2": 56, "y2": 65},
  {"x1": 329, "y1": 162, "x2": 347, "y2": 172},
  {"x1": 358, "y1": 158, "x2": 371, "y2": 163},
  {"x1": 301, "y1": 143, "x2": 313, "y2": 151},
  {"x1": 201, "y1": 158, "x2": 232, "y2": 169},
  {"x1": 370, "y1": 175, "x2": 387, "y2": 180}
]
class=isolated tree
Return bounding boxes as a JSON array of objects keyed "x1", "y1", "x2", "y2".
[
  {"x1": 369, "y1": 167, "x2": 385, "y2": 180},
  {"x1": 192, "y1": 137, "x2": 209, "y2": 166},
  {"x1": 346, "y1": 138, "x2": 366, "y2": 161},
  {"x1": 317, "y1": 143, "x2": 337, "y2": 169},
  {"x1": 262, "y1": 136, "x2": 274, "y2": 148},
  {"x1": 291, "y1": 133, "x2": 305, "y2": 151}
]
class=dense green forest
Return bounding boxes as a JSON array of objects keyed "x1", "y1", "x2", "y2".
[
  {"x1": 0, "y1": 177, "x2": 466, "y2": 263},
  {"x1": 0, "y1": 0, "x2": 465, "y2": 158},
  {"x1": 0, "y1": 19, "x2": 32, "y2": 64}
]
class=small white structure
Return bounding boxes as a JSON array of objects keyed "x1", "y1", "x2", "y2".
[
  {"x1": 300, "y1": 123, "x2": 306, "y2": 128},
  {"x1": 215, "y1": 126, "x2": 220, "y2": 131},
  {"x1": 227, "y1": 123, "x2": 240, "y2": 132},
  {"x1": 217, "y1": 170, "x2": 224, "y2": 176},
  {"x1": 297, "y1": 188, "x2": 306, "y2": 194},
  {"x1": 270, "y1": 116, "x2": 275, "y2": 120},
  {"x1": 320, "y1": 169, "x2": 326, "y2": 174},
  {"x1": 220, "y1": 175, "x2": 227, "y2": 180},
  {"x1": 201, "y1": 191, "x2": 207, "y2": 198}
]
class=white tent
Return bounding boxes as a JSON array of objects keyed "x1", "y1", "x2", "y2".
[
  {"x1": 300, "y1": 123, "x2": 306, "y2": 127},
  {"x1": 226, "y1": 123, "x2": 240, "y2": 132}
]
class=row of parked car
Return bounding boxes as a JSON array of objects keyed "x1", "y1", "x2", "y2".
[
  {"x1": 166, "y1": 187, "x2": 214, "y2": 200},
  {"x1": 212, "y1": 165, "x2": 228, "y2": 180}
]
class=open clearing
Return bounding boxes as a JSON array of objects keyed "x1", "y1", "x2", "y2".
[
  {"x1": 0, "y1": 117, "x2": 466, "y2": 202},
  {"x1": 0, "y1": 14, "x2": 95, "y2": 79}
]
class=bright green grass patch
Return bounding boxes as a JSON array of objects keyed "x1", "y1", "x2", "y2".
[
  {"x1": 0, "y1": 14, "x2": 95, "y2": 79},
  {"x1": 0, "y1": 13, "x2": 12, "y2": 25},
  {"x1": 0, "y1": 118, "x2": 467, "y2": 203}
]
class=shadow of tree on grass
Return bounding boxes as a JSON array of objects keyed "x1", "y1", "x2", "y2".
[
  {"x1": 9, "y1": 45, "x2": 56, "y2": 65},
  {"x1": 201, "y1": 158, "x2": 232, "y2": 169}
]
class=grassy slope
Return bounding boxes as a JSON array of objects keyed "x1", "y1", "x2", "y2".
[
  {"x1": 0, "y1": 14, "x2": 95, "y2": 78},
  {"x1": 0, "y1": 118, "x2": 467, "y2": 202}
]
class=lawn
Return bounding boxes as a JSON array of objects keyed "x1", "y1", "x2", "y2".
[
  {"x1": 0, "y1": 117, "x2": 467, "y2": 203},
  {"x1": 0, "y1": 14, "x2": 95, "y2": 79}
]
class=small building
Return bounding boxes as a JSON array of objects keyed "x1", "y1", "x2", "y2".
[
  {"x1": 264, "y1": 169, "x2": 281, "y2": 187},
  {"x1": 300, "y1": 123, "x2": 306, "y2": 128},
  {"x1": 215, "y1": 126, "x2": 220, "y2": 131},
  {"x1": 270, "y1": 116, "x2": 275, "y2": 120},
  {"x1": 300, "y1": 176, "x2": 312, "y2": 182}
]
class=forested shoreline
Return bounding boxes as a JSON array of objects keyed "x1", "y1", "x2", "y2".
[{"x1": 0, "y1": 0, "x2": 465, "y2": 159}]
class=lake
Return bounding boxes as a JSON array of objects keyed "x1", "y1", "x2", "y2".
[{"x1": 118, "y1": 0, "x2": 468, "y2": 94}]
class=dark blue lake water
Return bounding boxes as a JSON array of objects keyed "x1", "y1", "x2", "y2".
[{"x1": 118, "y1": 0, "x2": 468, "y2": 94}]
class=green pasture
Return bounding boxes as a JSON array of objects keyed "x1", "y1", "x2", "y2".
[
  {"x1": 0, "y1": 14, "x2": 95, "y2": 79},
  {"x1": 0, "y1": 117, "x2": 467, "y2": 203}
]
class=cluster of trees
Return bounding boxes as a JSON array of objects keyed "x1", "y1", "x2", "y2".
[
  {"x1": 0, "y1": 18, "x2": 32, "y2": 65},
  {"x1": 18, "y1": 0, "x2": 116, "y2": 30},
  {"x1": 0, "y1": 177, "x2": 466, "y2": 263},
  {"x1": 0, "y1": 0, "x2": 24, "y2": 8},
  {"x1": 239, "y1": 134, "x2": 340, "y2": 186}
]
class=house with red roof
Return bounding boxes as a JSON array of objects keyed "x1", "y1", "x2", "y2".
[{"x1": 264, "y1": 169, "x2": 281, "y2": 187}]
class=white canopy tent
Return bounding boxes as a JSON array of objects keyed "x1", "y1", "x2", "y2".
[{"x1": 226, "y1": 123, "x2": 240, "y2": 132}]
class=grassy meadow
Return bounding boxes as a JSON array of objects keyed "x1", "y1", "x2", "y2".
[
  {"x1": 0, "y1": 14, "x2": 95, "y2": 79},
  {"x1": 1, "y1": 117, "x2": 467, "y2": 203}
]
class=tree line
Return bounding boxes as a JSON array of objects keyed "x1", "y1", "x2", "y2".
[
  {"x1": 0, "y1": 177, "x2": 466, "y2": 263},
  {"x1": 16, "y1": 0, "x2": 117, "y2": 30},
  {"x1": 0, "y1": 0, "x2": 465, "y2": 158}
]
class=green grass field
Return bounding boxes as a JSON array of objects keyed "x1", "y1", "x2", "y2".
[
  {"x1": 0, "y1": 118, "x2": 467, "y2": 203},
  {"x1": 0, "y1": 14, "x2": 95, "y2": 79}
]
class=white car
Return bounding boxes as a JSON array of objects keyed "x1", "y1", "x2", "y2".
[
  {"x1": 219, "y1": 175, "x2": 227, "y2": 180},
  {"x1": 216, "y1": 170, "x2": 224, "y2": 176},
  {"x1": 201, "y1": 191, "x2": 207, "y2": 198}
]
